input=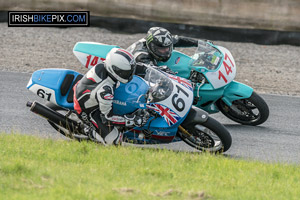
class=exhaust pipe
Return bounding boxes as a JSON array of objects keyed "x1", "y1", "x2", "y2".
[{"x1": 26, "y1": 101, "x2": 80, "y2": 133}]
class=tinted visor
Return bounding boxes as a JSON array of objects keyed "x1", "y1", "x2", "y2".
[
  {"x1": 150, "y1": 43, "x2": 172, "y2": 57},
  {"x1": 112, "y1": 65, "x2": 135, "y2": 80},
  {"x1": 157, "y1": 46, "x2": 171, "y2": 54}
]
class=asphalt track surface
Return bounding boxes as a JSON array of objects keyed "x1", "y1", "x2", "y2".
[{"x1": 1, "y1": 71, "x2": 300, "y2": 164}]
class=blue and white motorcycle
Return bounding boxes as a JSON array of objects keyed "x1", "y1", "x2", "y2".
[{"x1": 26, "y1": 44, "x2": 232, "y2": 152}]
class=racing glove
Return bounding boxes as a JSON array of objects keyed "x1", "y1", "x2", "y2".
[{"x1": 124, "y1": 109, "x2": 149, "y2": 127}]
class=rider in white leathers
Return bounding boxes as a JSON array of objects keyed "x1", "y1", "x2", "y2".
[{"x1": 73, "y1": 48, "x2": 146, "y2": 145}]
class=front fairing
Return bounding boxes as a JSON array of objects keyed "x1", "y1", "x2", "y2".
[
  {"x1": 158, "y1": 50, "x2": 192, "y2": 79},
  {"x1": 161, "y1": 40, "x2": 236, "y2": 90},
  {"x1": 120, "y1": 66, "x2": 194, "y2": 144},
  {"x1": 159, "y1": 41, "x2": 254, "y2": 114},
  {"x1": 144, "y1": 67, "x2": 194, "y2": 126},
  {"x1": 112, "y1": 75, "x2": 149, "y2": 115},
  {"x1": 189, "y1": 41, "x2": 236, "y2": 89},
  {"x1": 114, "y1": 66, "x2": 194, "y2": 127}
]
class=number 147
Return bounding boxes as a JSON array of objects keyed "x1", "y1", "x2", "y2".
[{"x1": 218, "y1": 53, "x2": 234, "y2": 83}]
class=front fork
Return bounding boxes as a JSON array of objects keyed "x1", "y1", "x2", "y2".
[
  {"x1": 178, "y1": 106, "x2": 209, "y2": 137},
  {"x1": 178, "y1": 125, "x2": 192, "y2": 137}
]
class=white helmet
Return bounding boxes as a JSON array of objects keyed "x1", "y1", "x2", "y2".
[{"x1": 105, "y1": 48, "x2": 136, "y2": 84}]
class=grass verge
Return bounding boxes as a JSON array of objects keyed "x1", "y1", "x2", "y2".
[{"x1": 0, "y1": 133, "x2": 300, "y2": 200}]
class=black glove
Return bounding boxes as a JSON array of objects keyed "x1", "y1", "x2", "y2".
[
  {"x1": 135, "y1": 62, "x2": 148, "y2": 77},
  {"x1": 124, "y1": 109, "x2": 149, "y2": 127}
]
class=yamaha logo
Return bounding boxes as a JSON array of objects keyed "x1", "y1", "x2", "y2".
[{"x1": 113, "y1": 100, "x2": 127, "y2": 106}]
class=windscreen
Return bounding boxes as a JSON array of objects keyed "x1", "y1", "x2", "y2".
[
  {"x1": 143, "y1": 66, "x2": 173, "y2": 103},
  {"x1": 190, "y1": 40, "x2": 222, "y2": 70}
]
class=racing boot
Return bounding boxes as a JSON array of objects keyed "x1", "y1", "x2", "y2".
[
  {"x1": 102, "y1": 127, "x2": 123, "y2": 146},
  {"x1": 86, "y1": 126, "x2": 123, "y2": 146},
  {"x1": 83, "y1": 125, "x2": 106, "y2": 145}
]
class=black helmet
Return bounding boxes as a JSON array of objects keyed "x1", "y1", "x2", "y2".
[{"x1": 146, "y1": 27, "x2": 173, "y2": 62}]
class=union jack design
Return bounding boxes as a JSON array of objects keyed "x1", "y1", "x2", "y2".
[
  {"x1": 167, "y1": 74, "x2": 193, "y2": 91},
  {"x1": 147, "y1": 104, "x2": 180, "y2": 126}
]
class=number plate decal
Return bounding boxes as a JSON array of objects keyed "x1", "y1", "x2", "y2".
[
  {"x1": 28, "y1": 84, "x2": 57, "y2": 104},
  {"x1": 73, "y1": 51, "x2": 105, "y2": 69},
  {"x1": 205, "y1": 46, "x2": 236, "y2": 89},
  {"x1": 158, "y1": 81, "x2": 193, "y2": 119}
]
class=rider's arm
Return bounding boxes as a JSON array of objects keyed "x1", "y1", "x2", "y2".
[
  {"x1": 96, "y1": 82, "x2": 127, "y2": 126},
  {"x1": 173, "y1": 35, "x2": 198, "y2": 48},
  {"x1": 134, "y1": 53, "x2": 158, "y2": 77},
  {"x1": 96, "y1": 81, "x2": 145, "y2": 127},
  {"x1": 134, "y1": 62, "x2": 148, "y2": 77},
  {"x1": 127, "y1": 39, "x2": 156, "y2": 65},
  {"x1": 135, "y1": 52, "x2": 155, "y2": 65}
]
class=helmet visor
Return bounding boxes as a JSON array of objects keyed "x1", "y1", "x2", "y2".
[
  {"x1": 150, "y1": 43, "x2": 172, "y2": 58},
  {"x1": 157, "y1": 46, "x2": 171, "y2": 54},
  {"x1": 112, "y1": 65, "x2": 135, "y2": 80}
]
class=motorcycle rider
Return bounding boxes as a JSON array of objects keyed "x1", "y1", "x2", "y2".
[
  {"x1": 127, "y1": 27, "x2": 199, "y2": 69},
  {"x1": 73, "y1": 48, "x2": 146, "y2": 145}
]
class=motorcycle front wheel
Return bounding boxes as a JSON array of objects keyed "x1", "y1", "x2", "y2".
[
  {"x1": 178, "y1": 117, "x2": 232, "y2": 153},
  {"x1": 45, "y1": 102, "x2": 89, "y2": 142},
  {"x1": 216, "y1": 91, "x2": 269, "y2": 126}
]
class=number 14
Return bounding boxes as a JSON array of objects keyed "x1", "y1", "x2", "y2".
[{"x1": 85, "y1": 55, "x2": 105, "y2": 68}]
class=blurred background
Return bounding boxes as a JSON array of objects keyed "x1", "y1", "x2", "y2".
[{"x1": 1, "y1": 0, "x2": 300, "y2": 45}]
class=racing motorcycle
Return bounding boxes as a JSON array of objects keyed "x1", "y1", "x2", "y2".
[
  {"x1": 26, "y1": 43, "x2": 232, "y2": 153},
  {"x1": 159, "y1": 40, "x2": 269, "y2": 126}
]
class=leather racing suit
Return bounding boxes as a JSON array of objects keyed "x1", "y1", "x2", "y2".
[{"x1": 73, "y1": 63, "x2": 128, "y2": 144}]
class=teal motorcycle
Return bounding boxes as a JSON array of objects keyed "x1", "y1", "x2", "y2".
[{"x1": 159, "y1": 40, "x2": 269, "y2": 126}]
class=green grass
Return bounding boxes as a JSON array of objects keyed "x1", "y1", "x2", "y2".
[{"x1": 0, "y1": 133, "x2": 300, "y2": 200}]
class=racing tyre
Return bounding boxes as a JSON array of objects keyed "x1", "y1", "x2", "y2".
[
  {"x1": 178, "y1": 116, "x2": 232, "y2": 153},
  {"x1": 216, "y1": 91, "x2": 269, "y2": 126},
  {"x1": 45, "y1": 102, "x2": 89, "y2": 142}
]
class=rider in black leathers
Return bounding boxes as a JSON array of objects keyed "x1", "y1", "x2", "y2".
[{"x1": 127, "y1": 27, "x2": 199, "y2": 70}]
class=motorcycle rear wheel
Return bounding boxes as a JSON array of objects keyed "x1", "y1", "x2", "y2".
[
  {"x1": 178, "y1": 117, "x2": 232, "y2": 153},
  {"x1": 45, "y1": 102, "x2": 89, "y2": 142},
  {"x1": 216, "y1": 91, "x2": 269, "y2": 126}
]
